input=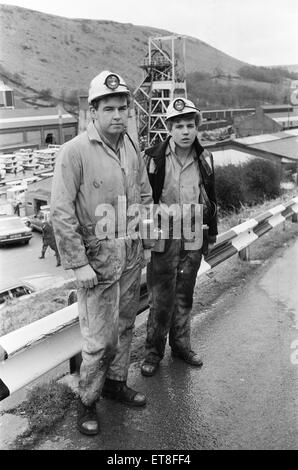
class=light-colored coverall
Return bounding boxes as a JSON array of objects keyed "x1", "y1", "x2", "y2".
[{"x1": 50, "y1": 121, "x2": 153, "y2": 405}]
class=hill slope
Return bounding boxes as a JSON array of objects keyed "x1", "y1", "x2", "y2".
[
  {"x1": 0, "y1": 4, "x2": 247, "y2": 100},
  {"x1": 272, "y1": 64, "x2": 298, "y2": 74}
]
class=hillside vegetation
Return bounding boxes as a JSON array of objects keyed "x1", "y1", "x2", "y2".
[
  {"x1": 0, "y1": 4, "x2": 297, "y2": 111},
  {"x1": 0, "y1": 5, "x2": 245, "y2": 98},
  {"x1": 187, "y1": 71, "x2": 294, "y2": 109}
]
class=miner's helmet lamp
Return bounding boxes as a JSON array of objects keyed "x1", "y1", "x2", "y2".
[
  {"x1": 166, "y1": 97, "x2": 202, "y2": 125},
  {"x1": 88, "y1": 70, "x2": 130, "y2": 104}
]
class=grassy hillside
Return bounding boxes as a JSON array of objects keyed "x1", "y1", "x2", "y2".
[
  {"x1": 0, "y1": 4, "x2": 295, "y2": 112},
  {"x1": 0, "y1": 4, "x2": 246, "y2": 100}
]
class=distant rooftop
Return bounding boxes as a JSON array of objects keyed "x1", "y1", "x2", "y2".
[
  {"x1": 235, "y1": 129, "x2": 298, "y2": 161},
  {"x1": 260, "y1": 104, "x2": 293, "y2": 111},
  {"x1": 249, "y1": 137, "x2": 298, "y2": 160},
  {"x1": 235, "y1": 130, "x2": 297, "y2": 145}
]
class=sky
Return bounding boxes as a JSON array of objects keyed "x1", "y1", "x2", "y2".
[{"x1": 1, "y1": 0, "x2": 298, "y2": 66}]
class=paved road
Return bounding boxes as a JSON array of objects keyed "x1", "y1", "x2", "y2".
[
  {"x1": 0, "y1": 230, "x2": 73, "y2": 288},
  {"x1": 35, "y1": 237, "x2": 298, "y2": 450}
]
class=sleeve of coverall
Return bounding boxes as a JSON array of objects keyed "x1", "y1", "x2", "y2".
[
  {"x1": 50, "y1": 144, "x2": 89, "y2": 270},
  {"x1": 139, "y1": 150, "x2": 154, "y2": 208},
  {"x1": 138, "y1": 150, "x2": 155, "y2": 248}
]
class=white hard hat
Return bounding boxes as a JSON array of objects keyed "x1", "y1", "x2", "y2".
[
  {"x1": 166, "y1": 97, "x2": 201, "y2": 124},
  {"x1": 88, "y1": 70, "x2": 130, "y2": 104}
]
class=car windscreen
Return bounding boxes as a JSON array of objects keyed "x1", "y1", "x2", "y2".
[{"x1": 0, "y1": 219, "x2": 26, "y2": 231}]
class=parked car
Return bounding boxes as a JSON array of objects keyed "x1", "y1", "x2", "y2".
[
  {"x1": 0, "y1": 215, "x2": 32, "y2": 246},
  {"x1": 0, "y1": 274, "x2": 68, "y2": 307},
  {"x1": 0, "y1": 281, "x2": 35, "y2": 306},
  {"x1": 27, "y1": 206, "x2": 50, "y2": 232}
]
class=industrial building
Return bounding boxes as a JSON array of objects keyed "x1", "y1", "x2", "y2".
[
  {"x1": 0, "y1": 106, "x2": 77, "y2": 153},
  {"x1": 234, "y1": 104, "x2": 298, "y2": 137},
  {"x1": 0, "y1": 81, "x2": 15, "y2": 108},
  {"x1": 24, "y1": 176, "x2": 53, "y2": 216},
  {"x1": 20, "y1": 128, "x2": 297, "y2": 217},
  {"x1": 235, "y1": 129, "x2": 298, "y2": 165},
  {"x1": 206, "y1": 129, "x2": 298, "y2": 172}
]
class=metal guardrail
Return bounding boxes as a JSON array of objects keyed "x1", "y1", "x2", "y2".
[
  {"x1": 0, "y1": 196, "x2": 297, "y2": 401},
  {"x1": 198, "y1": 197, "x2": 298, "y2": 275}
]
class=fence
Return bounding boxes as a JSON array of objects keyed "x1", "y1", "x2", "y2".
[{"x1": 0, "y1": 196, "x2": 297, "y2": 401}]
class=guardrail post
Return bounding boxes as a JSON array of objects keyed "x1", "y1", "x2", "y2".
[
  {"x1": 238, "y1": 246, "x2": 250, "y2": 261},
  {"x1": 236, "y1": 217, "x2": 251, "y2": 261},
  {"x1": 68, "y1": 290, "x2": 82, "y2": 375}
]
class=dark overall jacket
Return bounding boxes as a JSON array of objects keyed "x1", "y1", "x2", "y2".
[{"x1": 144, "y1": 136, "x2": 218, "y2": 237}]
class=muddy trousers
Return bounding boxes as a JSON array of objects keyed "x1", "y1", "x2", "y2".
[
  {"x1": 144, "y1": 239, "x2": 202, "y2": 364},
  {"x1": 40, "y1": 242, "x2": 61, "y2": 265},
  {"x1": 77, "y1": 263, "x2": 141, "y2": 406}
]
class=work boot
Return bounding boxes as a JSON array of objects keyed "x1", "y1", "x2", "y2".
[
  {"x1": 77, "y1": 398, "x2": 99, "y2": 436},
  {"x1": 102, "y1": 378, "x2": 146, "y2": 407},
  {"x1": 172, "y1": 349, "x2": 203, "y2": 367},
  {"x1": 141, "y1": 361, "x2": 159, "y2": 377},
  {"x1": 38, "y1": 255, "x2": 45, "y2": 259}
]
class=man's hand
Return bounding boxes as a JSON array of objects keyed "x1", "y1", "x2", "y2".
[
  {"x1": 73, "y1": 264, "x2": 98, "y2": 288},
  {"x1": 208, "y1": 235, "x2": 217, "y2": 248},
  {"x1": 202, "y1": 233, "x2": 217, "y2": 257}
]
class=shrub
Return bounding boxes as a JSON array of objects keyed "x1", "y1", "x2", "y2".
[
  {"x1": 215, "y1": 164, "x2": 246, "y2": 212},
  {"x1": 214, "y1": 159, "x2": 282, "y2": 213},
  {"x1": 242, "y1": 159, "x2": 281, "y2": 203},
  {"x1": 39, "y1": 88, "x2": 53, "y2": 100}
]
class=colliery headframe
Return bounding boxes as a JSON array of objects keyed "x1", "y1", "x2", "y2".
[{"x1": 133, "y1": 35, "x2": 187, "y2": 149}]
